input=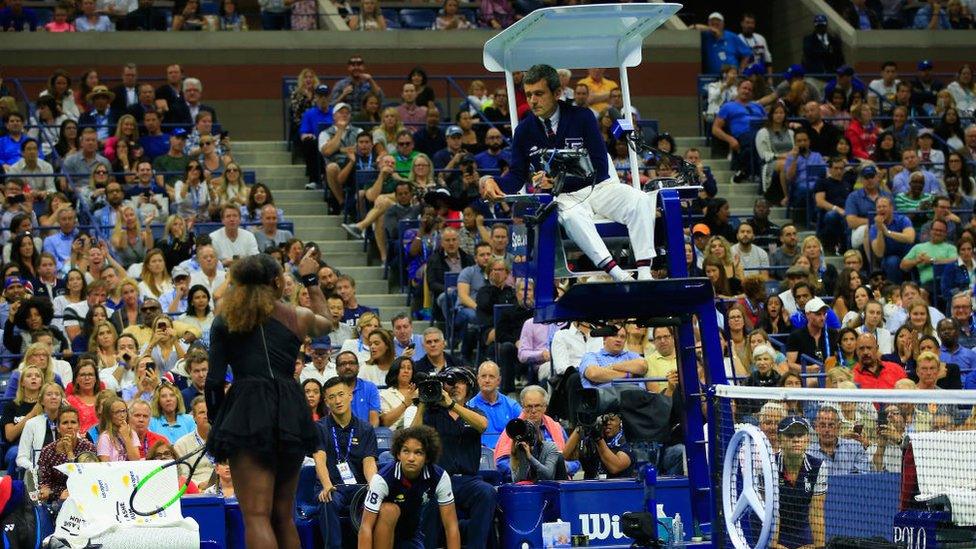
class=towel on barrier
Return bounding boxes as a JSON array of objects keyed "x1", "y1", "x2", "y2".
[
  {"x1": 51, "y1": 461, "x2": 200, "y2": 548},
  {"x1": 908, "y1": 431, "x2": 976, "y2": 526}
]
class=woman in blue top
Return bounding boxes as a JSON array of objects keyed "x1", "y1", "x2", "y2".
[{"x1": 149, "y1": 383, "x2": 195, "y2": 442}]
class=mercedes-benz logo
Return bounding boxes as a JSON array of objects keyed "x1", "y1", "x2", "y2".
[{"x1": 722, "y1": 424, "x2": 778, "y2": 549}]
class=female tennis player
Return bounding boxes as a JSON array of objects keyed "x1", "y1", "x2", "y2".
[{"x1": 206, "y1": 252, "x2": 332, "y2": 548}]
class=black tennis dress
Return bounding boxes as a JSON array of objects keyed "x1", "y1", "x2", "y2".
[{"x1": 205, "y1": 303, "x2": 317, "y2": 465}]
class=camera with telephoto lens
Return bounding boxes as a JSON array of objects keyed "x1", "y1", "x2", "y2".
[
  {"x1": 416, "y1": 367, "x2": 474, "y2": 406},
  {"x1": 505, "y1": 418, "x2": 534, "y2": 444}
]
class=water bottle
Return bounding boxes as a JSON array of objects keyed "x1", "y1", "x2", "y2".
[{"x1": 672, "y1": 513, "x2": 684, "y2": 546}]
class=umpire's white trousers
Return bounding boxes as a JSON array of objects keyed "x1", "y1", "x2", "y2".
[{"x1": 555, "y1": 179, "x2": 657, "y2": 267}]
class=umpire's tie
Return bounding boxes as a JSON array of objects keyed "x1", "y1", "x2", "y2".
[{"x1": 544, "y1": 118, "x2": 556, "y2": 142}]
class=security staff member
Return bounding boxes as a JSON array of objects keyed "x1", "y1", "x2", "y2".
[
  {"x1": 480, "y1": 64, "x2": 657, "y2": 282},
  {"x1": 313, "y1": 376, "x2": 379, "y2": 549},
  {"x1": 412, "y1": 367, "x2": 495, "y2": 549}
]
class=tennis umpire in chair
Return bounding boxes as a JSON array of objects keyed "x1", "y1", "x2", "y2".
[{"x1": 480, "y1": 64, "x2": 657, "y2": 282}]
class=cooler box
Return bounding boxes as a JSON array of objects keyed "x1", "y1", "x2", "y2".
[
  {"x1": 225, "y1": 498, "x2": 245, "y2": 549},
  {"x1": 541, "y1": 478, "x2": 694, "y2": 547},
  {"x1": 181, "y1": 494, "x2": 226, "y2": 548},
  {"x1": 497, "y1": 483, "x2": 560, "y2": 549}
]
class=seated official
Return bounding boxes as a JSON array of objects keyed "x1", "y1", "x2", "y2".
[
  {"x1": 563, "y1": 412, "x2": 634, "y2": 480},
  {"x1": 313, "y1": 377, "x2": 379, "y2": 549},
  {"x1": 579, "y1": 325, "x2": 648, "y2": 389},
  {"x1": 412, "y1": 367, "x2": 494, "y2": 549},
  {"x1": 359, "y1": 426, "x2": 461, "y2": 549},
  {"x1": 773, "y1": 416, "x2": 827, "y2": 549},
  {"x1": 480, "y1": 64, "x2": 657, "y2": 282},
  {"x1": 466, "y1": 360, "x2": 521, "y2": 449}
]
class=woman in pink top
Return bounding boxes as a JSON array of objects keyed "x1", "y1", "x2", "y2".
[
  {"x1": 96, "y1": 396, "x2": 140, "y2": 462},
  {"x1": 43, "y1": 4, "x2": 76, "y2": 32}
]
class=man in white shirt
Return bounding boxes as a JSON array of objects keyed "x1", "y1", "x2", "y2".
[
  {"x1": 731, "y1": 221, "x2": 769, "y2": 277},
  {"x1": 738, "y1": 12, "x2": 772, "y2": 74},
  {"x1": 209, "y1": 204, "x2": 259, "y2": 267},
  {"x1": 300, "y1": 337, "x2": 336, "y2": 385},
  {"x1": 188, "y1": 244, "x2": 227, "y2": 298},
  {"x1": 868, "y1": 61, "x2": 900, "y2": 114},
  {"x1": 548, "y1": 321, "x2": 604, "y2": 381}
]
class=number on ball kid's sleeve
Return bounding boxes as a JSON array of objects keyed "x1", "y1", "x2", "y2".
[{"x1": 363, "y1": 474, "x2": 389, "y2": 513}]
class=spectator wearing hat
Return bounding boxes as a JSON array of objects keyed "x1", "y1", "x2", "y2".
[
  {"x1": 433, "y1": 125, "x2": 469, "y2": 170},
  {"x1": 690, "y1": 12, "x2": 752, "y2": 75},
  {"x1": 77, "y1": 86, "x2": 120, "y2": 142},
  {"x1": 159, "y1": 266, "x2": 192, "y2": 316},
  {"x1": 151, "y1": 128, "x2": 190, "y2": 186},
  {"x1": 802, "y1": 14, "x2": 845, "y2": 74},
  {"x1": 299, "y1": 84, "x2": 334, "y2": 190},
  {"x1": 916, "y1": 129, "x2": 945, "y2": 175},
  {"x1": 844, "y1": 164, "x2": 893, "y2": 250},
  {"x1": 775, "y1": 64, "x2": 822, "y2": 104},
  {"x1": 911, "y1": 60, "x2": 945, "y2": 113},
  {"x1": 824, "y1": 65, "x2": 868, "y2": 107},
  {"x1": 319, "y1": 101, "x2": 364, "y2": 209},
  {"x1": 773, "y1": 415, "x2": 827, "y2": 549},
  {"x1": 300, "y1": 337, "x2": 337, "y2": 385},
  {"x1": 786, "y1": 296, "x2": 840, "y2": 374},
  {"x1": 691, "y1": 223, "x2": 711, "y2": 271}
]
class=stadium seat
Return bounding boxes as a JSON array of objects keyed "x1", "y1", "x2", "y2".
[
  {"x1": 374, "y1": 426, "x2": 393, "y2": 452},
  {"x1": 478, "y1": 445, "x2": 502, "y2": 485},
  {"x1": 294, "y1": 465, "x2": 322, "y2": 549},
  {"x1": 399, "y1": 8, "x2": 436, "y2": 29},
  {"x1": 381, "y1": 8, "x2": 400, "y2": 28}
]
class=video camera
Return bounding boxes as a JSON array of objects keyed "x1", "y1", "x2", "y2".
[{"x1": 415, "y1": 367, "x2": 475, "y2": 406}]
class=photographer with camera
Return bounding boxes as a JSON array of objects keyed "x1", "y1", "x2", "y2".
[
  {"x1": 563, "y1": 411, "x2": 635, "y2": 480},
  {"x1": 494, "y1": 385, "x2": 580, "y2": 477},
  {"x1": 506, "y1": 417, "x2": 568, "y2": 482},
  {"x1": 411, "y1": 367, "x2": 495, "y2": 549},
  {"x1": 479, "y1": 64, "x2": 657, "y2": 282}
]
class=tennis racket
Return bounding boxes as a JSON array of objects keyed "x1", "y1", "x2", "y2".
[{"x1": 129, "y1": 445, "x2": 209, "y2": 517}]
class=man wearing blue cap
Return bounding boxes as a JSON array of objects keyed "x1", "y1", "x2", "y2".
[
  {"x1": 433, "y1": 125, "x2": 468, "y2": 170},
  {"x1": 911, "y1": 60, "x2": 945, "y2": 113},
  {"x1": 690, "y1": 12, "x2": 753, "y2": 75},
  {"x1": 802, "y1": 14, "x2": 845, "y2": 74},
  {"x1": 823, "y1": 65, "x2": 868, "y2": 106},
  {"x1": 774, "y1": 64, "x2": 822, "y2": 103},
  {"x1": 844, "y1": 164, "x2": 893, "y2": 250},
  {"x1": 300, "y1": 84, "x2": 335, "y2": 191},
  {"x1": 151, "y1": 127, "x2": 190, "y2": 186}
]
